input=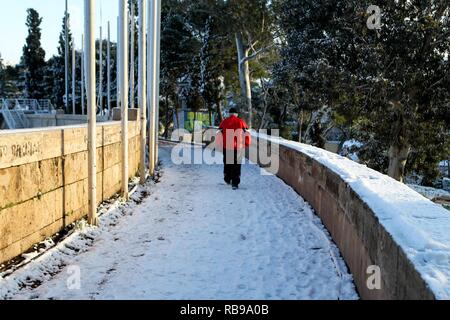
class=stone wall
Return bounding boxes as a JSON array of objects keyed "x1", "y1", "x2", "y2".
[
  {"x1": 25, "y1": 114, "x2": 109, "y2": 129},
  {"x1": 0, "y1": 120, "x2": 141, "y2": 265},
  {"x1": 250, "y1": 135, "x2": 437, "y2": 300}
]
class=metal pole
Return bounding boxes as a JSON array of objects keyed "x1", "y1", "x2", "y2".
[
  {"x1": 138, "y1": 0, "x2": 146, "y2": 184},
  {"x1": 117, "y1": 16, "x2": 120, "y2": 108},
  {"x1": 72, "y1": 44, "x2": 76, "y2": 114},
  {"x1": 81, "y1": 34, "x2": 85, "y2": 115},
  {"x1": 99, "y1": 26, "x2": 103, "y2": 113},
  {"x1": 130, "y1": 0, "x2": 135, "y2": 109},
  {"x1": 154, "y1": 0, "x2": 161, "y2": 165},
  {"x1": 65, "y1": 0, "x2": 69, "y2": 113},
  {"x1": 120, "y1": 0, "x2": 129, "y2": 199},
  {"x1": 148, "y1": 0, "x2": 156, "y2": 176},
  {"x1": 85, "y1": 0, "x2": 98, "y2": 226},
  {"x1": 107, "y1": 21, "x2": 111, "y2": 116}
]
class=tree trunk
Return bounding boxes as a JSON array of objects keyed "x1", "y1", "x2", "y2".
[
  {"x1": 388, "y1": 143, "x2": 410, "y2": 182},
  {"x1": 259, "y1": 100, "x2": 268, "y2": 130},
  {"x1": 259, "y1": 78, "x2": 269, "y2": 131},
  {"x1": 216, "y1": 99, "x2": 223, "y2": 124},
  {"x1": 387, "y1": 101, "x2": 411, "y2": 182},
  {"x1": 165, "y1": 109, "x2": 173, "y2": 140},
  {"x1": 164, "y1": 94, "x2": 169, "y2": 138},
  {"x1": 298, "y1": 109, "x2": 304, "y2": 143},
  {"x1": 175, "y1": 105, "x2": 180, "y2": 130},
  {"x1": 448, "y1": 154, "x2": 450, "y2": 178},
  {"x1": 235, "y1": 33, "x2": 252, "y2": 128},
  {"x1": 191, "y1": 111, "x2": 197, "y2": 143}
]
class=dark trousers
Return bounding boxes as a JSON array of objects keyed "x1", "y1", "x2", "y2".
[{"x1": 223, "y1": 149, "x2": 243, "y2": 187}]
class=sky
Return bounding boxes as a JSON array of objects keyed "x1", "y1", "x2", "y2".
[{"x1": 0, "y1": 0, "x2": 119, "y2": 65}]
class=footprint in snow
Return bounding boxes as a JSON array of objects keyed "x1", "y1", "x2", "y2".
[{"x1": 106, "y1": 268, "x2": 116, "y2": 274}]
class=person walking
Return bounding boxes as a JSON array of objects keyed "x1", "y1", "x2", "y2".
[{"x1": 217, "y1": 108, "x2": 251, "y2": 190}]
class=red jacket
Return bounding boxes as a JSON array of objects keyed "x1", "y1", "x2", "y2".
[{"x1": 216, "y1": 115, "x2": 251, "y2": 150}]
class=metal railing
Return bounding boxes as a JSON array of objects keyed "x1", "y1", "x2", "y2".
[
  {"x1": 1, "y1": 99, "x2": 31, "y2": 129},
  {"x1": 19, "y1": 99, "x2": 54, "y2": 113},
  {"x1": 1, "y1": 98, "x2": 54, "y2": 129},
  {"x1": 1, "y1": 99, "x2": 18, "y2": 129},
  {"x1": 0, "y1": 98, "x2": 55, "y2": 114},
  {"x1": 36, "y1": 99, "x2": 54, "y2": 113},
  {"x1": 14, "y1": 109, "x2": 28, "y2": 128}
]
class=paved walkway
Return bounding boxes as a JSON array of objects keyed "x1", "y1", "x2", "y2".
[{"x1": 1, "y1": 144, "x2": 357, "y2": 300}]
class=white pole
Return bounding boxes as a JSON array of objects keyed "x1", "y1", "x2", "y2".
[
  {"x1": 154, "y1": 0, "x2": 161, "y2": 165},
  {"x1": 85, "y1": 0, "x2": 98, "y2": 226},
  {"x1": 99, "y1": 26, "x2": 103, "y2": 113},
  {"x1": 117, "y1": 16, "x2": 120, "y2": 108},
  {"x1": 138, "y1": 0, "x2": 146, "y2": 184},
  {"x1": 129, "y1": 0, "x2": 135, "y2": 109},
  {"x1": 120, "y1": 0, "x2": 129, "y2": 199},
  {"x1": 148, "y1": 0, "x2": 156, "y2": 176},
  {"x1": 65, "y1": 0, "x2": 69, "y2": 113},
  {"x1": 107, "y1": 21, "x2": 111, "y2": 116},
  {"x1": 81, "y1": 34, "x2": 85, "y2": 115},
  {"x1": 148, "y1": 0, "x2": 161, "y2": 174},
  {"x1": 72, "y1": 44, "x2": 76, "y2": 114}
]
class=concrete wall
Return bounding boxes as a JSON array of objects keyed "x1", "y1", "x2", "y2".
[
  {"x1": 324, "y1": 141, "x2": 340, "y2": 154},
  {"x1": 0, "y1": 120, "x2": 141, "y2": 265},
  {"x1": 25, "y1": 114, "x2": 110, "y2": 129},
  {"x1": 250, "y1": 136, "x2": 436, "y2": 300}
]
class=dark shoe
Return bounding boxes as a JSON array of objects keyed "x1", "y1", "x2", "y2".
[
  {"x1": 224, "y1": 178, "x2": 231, "y2": 185},
  {"x1": 232, "y1": 185, "x2": 239, "y2": 190}
]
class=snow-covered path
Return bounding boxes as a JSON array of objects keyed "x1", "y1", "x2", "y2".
[{"x1": 1, "y1": 144, "x2": 357, "y2": 300}]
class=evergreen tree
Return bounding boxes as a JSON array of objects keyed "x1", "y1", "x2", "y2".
[
  {"x1": 225, "y1": 0, "x2": 275, "y2": 127},
  {"x1": 0, "y1": 64, "x2": 22, "y2": 98},
  {"x1": 274, "y1": 0, "x2": 343, "y2": 142},
  {"x1": 50, "y1": 14, "x2": 73, "y2": 108},
  {"x1": 158, "y1": 0, "x2": 275, "y2": 131},
  {"x1": 187, "y1": 0, "x2": 232, "y2": 124},
  {"x1": 22, "y1": 8, "x2": 46, "y2": 99},
  {"x1": 160, "y1": 0, "x2": 200, "y2": 133},
  {"x1": 276, "y1": 0, "x2": 449, "y2": 183},
  {"x1": 0, "y1": 53, "x2": 4, "y2": 96},
  {"x1": 334, "y1": 0, "x2": 449, "y2": 183}
]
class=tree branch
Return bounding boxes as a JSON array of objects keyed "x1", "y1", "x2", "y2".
[{"x1": 240, "y1": 44, "x2": 275, "y2": 65}]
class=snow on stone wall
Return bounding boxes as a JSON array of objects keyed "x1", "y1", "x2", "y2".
[{"x1": 251, "y1": 132, "x2": 450, "y2": 300}]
